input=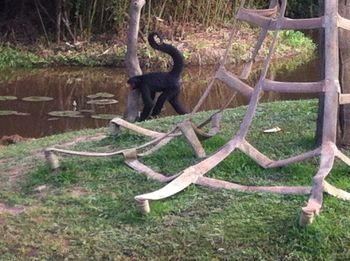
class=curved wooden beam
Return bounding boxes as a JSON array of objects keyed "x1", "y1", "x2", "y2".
[
  {"x1": 279, "y1": 17, "x2": 324, "y2": 30},
  {"x1": 134, "y1": 166, "x2": 201, "y2": 208},
  {"x1": 110, "y1": 117, "x2": 165, "y2": 138},
  {"x1": 125, "y1": 158, "x2": 180, "y2": 183},
  {"x1": 192, "y1": 112, "x2": 222, "y2": 139},
  {"x1": 238, "y1": 8, "x2": 324, "y2": 30},
  {"x1": 339, "y1": 94, "x2": 350, "y2": 105},
  {"x1": 263, "y1": 79, "x2": 324, "y2": 93},
  {"x1": 195, "y1": 176, "x2": 311, "y2": 194},
  {"x1": 216, "y1": 67, "x2": 254, "y2": 97},
  {"x1": 267, "y1": 148, "x2": 321, "y2": 168},
  {"x1": 324, "y1": 181, "x2": 350, "y2": 201},
  {"x1": 237, "y1": 8, "x2": 272, "y2": 29},
  {"x1": 134, "y1": 138, "x2": 241, "y2": 211},
  {"x1": 335, "y1": 148, "x2": 350, "y2": 166},
  {"x1": 238, "y1": 140, "x2": 274, "y2": 168},
  {"x1": 338, "y1": 14, "x2": 350, "y2": 31},
  {"x1": 178, "y1": 120, "x2": 206, "y2": 158}
]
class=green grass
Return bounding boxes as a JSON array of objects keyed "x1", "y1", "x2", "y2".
[{"x1": 1, "y1": 100, "x2": 350, "y2": 260}]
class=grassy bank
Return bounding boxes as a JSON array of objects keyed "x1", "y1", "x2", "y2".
[
  {"x1": 1, "y1": 100, "x2": 350, "y2": 260},
  {"x1": 0, "y1": 29, "x2": 316, "y2": 69}
]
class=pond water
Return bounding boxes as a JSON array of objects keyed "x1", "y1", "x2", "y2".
[{"x1": 0, "y1": 58, "x2": 321, "y2": 138}]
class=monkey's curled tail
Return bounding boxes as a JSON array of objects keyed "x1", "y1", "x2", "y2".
[{"x1": 148, "y1": 32, "x2": 184, "y2": 77}]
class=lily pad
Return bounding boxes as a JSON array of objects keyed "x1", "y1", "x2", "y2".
[
  {"x1": 48, "y1": 110, "x2": 83, "y2": 118},
  {"x1": 22, "y1": 96, "x2": 54, "y2": 102},
  {"x1": 91, "y1": 114, "x2": 119, "y2": 120},
  {"x1": 48, "y1": 117, "x2": 60, "y2": 121},
  {"x1": 87, "y1": 92, "x2": 115, "y2": 99},
  {"x1": 0, "y1": 96, "x2": 18, "y2": 101},
  {"x1": 14, "y1": 112, "x2": 30, "y2": 116},
  {"x1": 86, "y1": 99, "x2": 118, "y2": 105},
  {"x1": 0, "y1": 110, "x2": 18, "y2": 116},
  {"x1": 0, "y1": 110, "x2": 30, "y2": 116}
]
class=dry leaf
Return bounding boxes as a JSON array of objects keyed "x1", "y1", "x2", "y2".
[{"x1": 263, "y1": 127, "x2": 282, "y2": 133}]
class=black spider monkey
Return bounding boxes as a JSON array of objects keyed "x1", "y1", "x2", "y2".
[{"x1": 127, "y1": 32, "x2": 188, "y2": 121}]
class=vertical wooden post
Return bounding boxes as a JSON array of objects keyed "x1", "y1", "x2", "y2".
[
  {"x1": 315, "y1": 0, "x2": 325, "y2": 146},
  {"x1": 124, "y1": 0, "x2": 146, "y2": 122},
  {"x1": 322, "y1": 0, "x2": 339, "y2": 144},
  {"x1": 300, "y1": 0, "x2": 340, "y2": 226},
  {"x1": 338, "y1": 0, "x2": 350, "y2": 145}
]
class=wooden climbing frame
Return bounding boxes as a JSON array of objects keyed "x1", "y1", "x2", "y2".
[{"x1": 45, "y1": 0, "x2": 350, "y2": 226}]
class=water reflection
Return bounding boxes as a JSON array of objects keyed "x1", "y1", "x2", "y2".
[{"x1": 0, "y1": 59, "x2": 320, "y2": 138}]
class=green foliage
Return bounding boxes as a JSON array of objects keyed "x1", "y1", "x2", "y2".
[
  {"x1": 280, "y1": 30, "x2": 316, "y2": 49},
  {"x1": 0, "y1": 46, "x2": 48, "y2": 68}
]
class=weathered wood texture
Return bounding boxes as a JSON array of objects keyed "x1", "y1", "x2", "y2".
[
  {"x1": 124, "y1": 0, "x2": 145, "y2": 122},
  {"x1": 338, "y1": 0, "x2": 350, "y2": 145}
]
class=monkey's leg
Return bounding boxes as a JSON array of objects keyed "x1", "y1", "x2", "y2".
[
  {"x1": 140, "y1": 87, "x2": 155, "y2": 121},
  {"x1": 151, "y1": 90, "x2": 172, "y2": 116},
  {"x1": 169, "y1": 91, "x2": 188, "y2": 115},
  {"x1": 150, "y1": 90, "x2": 156, "y2": 101}
]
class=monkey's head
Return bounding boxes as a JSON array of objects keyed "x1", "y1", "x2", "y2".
[{"x1": 127, "y1": 76, "x2": 141, "y2": 89}]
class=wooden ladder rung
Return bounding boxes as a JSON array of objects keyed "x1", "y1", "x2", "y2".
[
  {"x1": 237, "y1": 8, "x2": 273, "y2": 29},
  {"x1": 240, "y1": 6, "x2": 278, "y2": 18},
  {"x1": 238, "y1": 7, "x2": 323, "y2": 30},
  {"x1": 263, "y1": 79, "x2": 324, "y2": 93},
  {"x1": 339, "y1": 94, "x2": 350, "y2": 105},
  {"x1": 216, "y1": 67, "x2": 254, "y2": 98}
]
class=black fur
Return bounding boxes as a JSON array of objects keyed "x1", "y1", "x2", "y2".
[{"x1": 127, "y1": 32, "x2": 187, "y2": 121}]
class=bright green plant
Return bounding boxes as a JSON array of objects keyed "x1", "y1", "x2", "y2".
[
  {"x1": 0, "y1": 46, "x2": 48, "y2": 68},
  {"x1": 279, "y1": 30, "x2": 316, "y2": 49}
]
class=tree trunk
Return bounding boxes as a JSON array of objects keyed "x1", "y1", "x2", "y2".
[
  {"x1": 56, "y1": 0, "x2": 62, "y2": 43},
  {"x1": 338, "y1": 0, "x2": 350, "y2": 146},
  {"x1": 124, "y1": 0, "x2": 146, "y2": 122}
]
